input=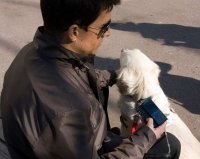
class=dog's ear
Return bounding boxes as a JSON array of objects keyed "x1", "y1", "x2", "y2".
[
  {"x1": 117, "y1": 68, "x2": 132, "y2": 95},
  {"x1": 117, "y1": 67, "x2": 144, "y2": 100}
]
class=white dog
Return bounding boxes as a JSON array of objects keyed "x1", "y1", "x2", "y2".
[{"x1": 117, "y1": 49, "x2": 200, "y2": 159}]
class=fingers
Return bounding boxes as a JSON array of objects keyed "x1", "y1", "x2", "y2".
[
  {"x1": 146, "y1": 118, "x2": 154, "y2": 128},
  {"x1": 146, "y1": 118, "x2": 167, "y2": 139}
]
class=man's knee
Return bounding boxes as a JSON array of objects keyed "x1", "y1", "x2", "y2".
[{"x1": 167, "y1": 133, "x2": 181, "y2": 159}]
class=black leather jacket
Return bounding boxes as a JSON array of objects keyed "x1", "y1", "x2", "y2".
[{"x1": 1, "y1": 27, "x2": 156, "y2": 159}]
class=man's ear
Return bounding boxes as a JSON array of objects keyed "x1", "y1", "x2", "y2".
[{"x1": 67, "y1": 24, "x2": 79, "y2": 42}]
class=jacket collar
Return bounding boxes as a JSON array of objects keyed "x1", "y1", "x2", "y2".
[{"x1": 33, "y1": 26, "x2": 95, "y2": 65}]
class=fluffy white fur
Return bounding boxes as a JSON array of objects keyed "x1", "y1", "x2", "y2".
[{"x1": 117, "y1": 49, "x2": 200, "y2": 159}]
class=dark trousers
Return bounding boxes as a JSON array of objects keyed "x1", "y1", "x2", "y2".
[{"x1": 144, "y1": 133, "x2": 181, "y2": 159}]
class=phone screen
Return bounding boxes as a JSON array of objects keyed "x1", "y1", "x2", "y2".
[{"x1": 141, "y1": 98, "x2": 167, "y2": 127}]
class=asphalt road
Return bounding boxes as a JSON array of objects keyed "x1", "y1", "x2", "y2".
[
  {"x1": 0, "y1": 0, "x2": 199, "y2": 154},
  {"x1": 96, "y1": 0, "x2": 200, "y2": 142}
]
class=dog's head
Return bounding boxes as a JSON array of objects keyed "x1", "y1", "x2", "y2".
[{"x1": 117, "y1": 49, "x2": 161, "y2": 101}]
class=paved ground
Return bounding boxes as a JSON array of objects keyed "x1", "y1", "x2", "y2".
[
  {"x1": 0, "y1": 0, "x2": 200, "y2": 156},
  {"x1": 96, "y1": 0, "x2": 200, "y2": 142}
]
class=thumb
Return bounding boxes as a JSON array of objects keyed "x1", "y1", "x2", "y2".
[{"x1": 146, "y1": 118, "x2": 154, "y2": 128}]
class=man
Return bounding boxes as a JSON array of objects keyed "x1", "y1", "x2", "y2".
[{"x1": 1, "y1": 0, "x2": 180, "y2": 158}]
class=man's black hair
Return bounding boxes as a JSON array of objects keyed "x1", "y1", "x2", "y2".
[{"x1": 40, "y1": 0, "x2": 121, "y2": 34}]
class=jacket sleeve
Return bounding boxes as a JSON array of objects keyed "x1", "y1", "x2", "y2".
[
  {"x1": 95, "y1": 69, "x2": 117, "y2": 88},
  {"x1": 32, "y1": 68, "x2": 156, "y2": 159},
  {"x1": 34, "y1": 112, "x2": 156, "y2": 159},
  {"x1": 100, "y1": 126, "x2": 157, "y2": 159}
]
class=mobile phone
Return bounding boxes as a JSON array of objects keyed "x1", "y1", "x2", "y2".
[{"x1": 137, "y1": 97, "x2": 167, "y2": 127}]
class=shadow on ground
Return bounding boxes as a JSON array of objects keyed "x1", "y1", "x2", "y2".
[
  {"x1": 0, "y1": 37, "x2": 20, "y2": 53},
  {"x1": 95, "y1": 56, "x2": 200, "y2": 114},
  {"x1": 95, "y1": 56, "x2": 120, "y2": 70},
  {"x1": 111, "y1": 22, "x2": 200, "y2": 50},
  {"x1": 157, "y1": 62, "x2": 200, "y2": 114}
]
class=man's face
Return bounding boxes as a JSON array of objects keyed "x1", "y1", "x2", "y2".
[{"x1": 75, "y1": 9, "x2": 112, "y2": 54}]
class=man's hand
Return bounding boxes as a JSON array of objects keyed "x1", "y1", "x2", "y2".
[{"x1": 146, "y1": 118, "x2": 167, "y2": 139}]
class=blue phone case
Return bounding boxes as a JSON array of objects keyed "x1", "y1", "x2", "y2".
[{"x1": 137, "y1": 97, "x2": 167, "y2": 127}]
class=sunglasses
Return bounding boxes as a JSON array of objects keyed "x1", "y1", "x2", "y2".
[{"x1": 87, "y1": 20, "x2": 111, "y2": 38}]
